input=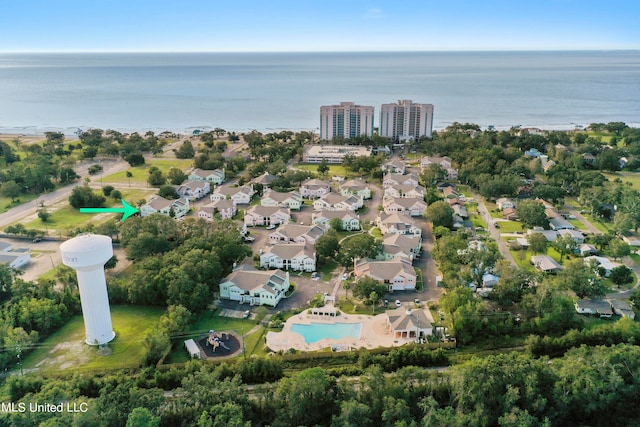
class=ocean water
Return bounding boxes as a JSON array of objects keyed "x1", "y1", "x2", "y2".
[{"x1": 0, "y1": 51, "x2": 639, "y2": 134}]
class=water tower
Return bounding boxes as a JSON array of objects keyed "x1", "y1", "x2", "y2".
[{"x1": 60, "y1": 234, "x2": 116, "y2": 345}]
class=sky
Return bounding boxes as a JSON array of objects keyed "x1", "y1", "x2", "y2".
[{"x1": 0, "y1": 0, "x2": 638, "y2": 52}]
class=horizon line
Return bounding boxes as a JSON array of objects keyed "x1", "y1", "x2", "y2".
[{"x1": 1, "y1": 48, "x2": 639, "y2": 54}]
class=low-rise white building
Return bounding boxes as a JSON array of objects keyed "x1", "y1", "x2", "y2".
[
  {"x1": 313, "y1": 193, "x2": 363, "y2": 211},
  {"x1": 382, "y1": 196, "x2": 427, "y2": 217},
  {"x1": 354, "y1": 258, "x2": 417, "y2": 291},
  {"x1": 383, "y1": 173, "x2": 419, "y2": 188},
  {"x1": 189, "y1": 168, "x2": 225, "y2": 185},
  {"x1": 380, "y1": 234, "x2": 422, "y2": 261},
  {"x1": 300, "y1": 179, "x2": 331, "y2": 199},
  {"x1": 339, "y1": 180, "x2": 371, "y2": 199},
  {"x1": 269, "y1": 224, "x2": 326, "y2": 245},
  {"x1": 260, "y1": 244, "x2": 316, "y2": 272},
  {"x1": 304, "y1": 145, "x2": 372, "y2": 164},
  {"x1": 219, "y1": 265, "x2": 290, "y2": 307},
  {"x1": 177, "y1": 179, "x2": 211, "y2": 200},
  {"x1": 377, "y1": 212, "x2": 422, "y2": 236},
  {"x1": 140, "y1": 196, "x2": 190, "y2": 218},
  {"x1": 312, "y1": 210, "x2": 361, "y2": 231},
  {"x1": 244, "y1": 206, "x2": 290, "y2": 227},
  {"x1": 261, "y1": 190, "x2": 303, "y2": 210},
  {"x1": 210, "y1": 185, "x2": 254, "y2": 205}
]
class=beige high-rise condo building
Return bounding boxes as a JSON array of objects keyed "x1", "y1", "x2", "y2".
[
  {"x1": 320, "y1": 102, "x2": 375, "y2": 141},
  {"x1": 380, "y1": 100, "x2": 434, "y2": 140}
]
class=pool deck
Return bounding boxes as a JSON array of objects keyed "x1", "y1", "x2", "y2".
[{"x1": 266, "y1": 309, "x2": 418, "y2": 352}]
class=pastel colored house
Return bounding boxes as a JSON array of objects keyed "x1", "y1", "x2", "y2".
[
  {"x1": 188, "y1": 168, "x2": 225, "y2": 185},
  {"x1": 380, "y1": 233, "x2": 422, "y2": 261},
  {"x1": 260, "y1": 244, "x2": 316, "y2": 272},
  {"x1": 377, "y1": 212, "x2": 422, "y2": 236},
  {"x1": 300, "y1": 179, "x2": 331, "y2": 199},
  {"x1": 383, "y1": 173, "x2": 419, "y2": 188},
  {"x1": 339, "y1": 180, "x2": 371, "y2": 199},
  {"x1": 269, "y1": 224, "x2": 326, "y2": 245},
  {"x1": 381, "y1": 159, "x2": 406, "y2": 175},
  {"x1": 177, "y1": 179, "x2": 211, "y2": 200},
  {"x1": 354, "y1": 258, "x2": 417, "y2": 291},
  {"x1": 312, "y1": 210, "x2": 361, "y2": 231},
  {"x1": 140, "y1": 196, "x2": 190, "y2": 218},
  {"x1": 219, "y1": 265, "x2": 290, "y2": 307},
  {"x1": 382, "y1": 196, "x2": 427, "y2": 216},
  {"x1": 313, "y1": 193, "x2": 363, "y2": 211},
  {"x1": 261, "y1": 190, "x2": 303, "y2": 210},
  {"x1": 210, "y1": 185, "x2": 255, "y2": 205},
  {"x1": 384, "y1": 184, "x2": 425, "y2": 199},
  {"x1": 244, "y1": 206, "x2": 290, "y2": 227}
]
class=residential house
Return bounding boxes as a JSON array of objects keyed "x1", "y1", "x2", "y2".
[
  {"x1": 140, "y1": 196, "x2": 190, "y2": 218},
  {"x1": 252, "y1": 172, "x2": 277, "y2": 188},
  {"x1": 527, "y1": 228, "x2": 558, "y2": 242},
  {"x1": 339, "y1": 179, "x2": 372, "y2": 199},
  {"x1": 575, "y1": 299, "x2": 613, "y2": 318},
  {"x1": 578, "y1": 243, "x2": 599, "y2": 257},
  {"x1": 188, "y1": 168, "x2": 225, "y2": 185},
  {"x1": 502, "y1": 207, "x2": 519, "y2": 221},
  {"x1": 244, "y1": 206, "x2": 290, "y2": 227},
  {"x1": 609, "y1": 299, "x2": 635, "y2": 320},
  {"x1": 386, "y1": 307, "x2": 433, "y2": 339},
  {"x1": 584, "y1": 256, "x2": 622, "y2": 277},
  {"x1": 313, "y1": 193, "x2": 363, "y2": 211},
  {"x1": 452, "y1": 204, "x2": 468, "y2": 219},
  {"x1": 524, "y1": 148, "x2": 542, "y2": 158},
  {"x1": 482, "y1": 274, "x2": 500, "y2": 288},
  {"x1": 260, "y1": 244, "x2": 316, "y2": 272},
  {"x1": 219, "y1": 265, "x2": 290, "y2": 307},
  {"x1": 496, "y1": 198, "x2": 517, "y2": 210},
  {"x1": 540, "y1": 155, "x2": 556, "y2": 172},
  {"x1": 380, "y1": 234, "x2": 422, "y2": 261},
  {"x1": 176, "y1": 179, "x2": 211, "y2": 201},
  {"x1": 210, "y1": 185, "x2": 254, "y2": 205},
  {"x1": 377, "y1": 212, "x2": 422, "y2": 236},
  {"x1": 384, "y1": 184, "x2": 425, "y2": 199},
  {"x1": 558, "y1": 229, "x2": 585, "y2": 244},
  {"x1": 197, "y1": 199, "x2": 237, "y2": 220},
  {"x1": 582, "y1": 153, "x2": 597, "y2": 166},
  {"x1": 382, "y1": 196, "x2": 427, "y2": 216},
  {"x1": 300, "y1": 178, "x2": 331, "y2": 199},
  {"x1": 383, "y1": 173, "x2": 419, "y2": 188},
  {"x1": 442, "y1": 186, "x2": 459, "y2": 199},
  {"x1": 0, "y1": 240, "x2": 13, "y2": 252},
  {"x1": 312, "y1": 210, "x2": 360, "y2": 231},
  {"x1": 381, "y1": 159, "x2": 406, "y2": 175},
  {"x1": 261, "y1": 190, "x2": 303, "y2": 210},
  {"x1": 531, "y1": 255, "x2": 563, "y2": 273},
  {"x1": 549, "y1": 216, "x2": 575, "y2": 231},
  {"x1": 269, "y1": 224, "x2": 326, "y2": 245},
  {"x1": 622, "y1": 234, "x2": 640, "y2": 247},
  {"x1": 354, "y1": 258, "x2": 417, "y2": 291},
  {"x1": 420, "y1": 155, "x2": 452, "y2": 169}
]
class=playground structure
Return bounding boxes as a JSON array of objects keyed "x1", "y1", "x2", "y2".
[{"x1": 206, "y1": 330, "x2": 231, "y2": 352}]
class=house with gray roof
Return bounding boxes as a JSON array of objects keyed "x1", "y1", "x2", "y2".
[
  {"x1": 354, "y1": 258, "x2": 417, "y2": 291},
  {"x1": 575, "y1": 299, "x2": 613, "y2": 318},
  {"x1": 313, "y1": 193, "x2": 363, "y2": 211},
  {"x1": 188, "y1": 168, "x2": 225, "y2": 185},
  {"x1": 609, "y1": 299, "x2": 635, "y2": 319},
  {"x1": 219, "y1": 265, "x2": 290, "y2": 307},
  {"x1": 210, "y1": 185, "x2": 254, "y2": 205},
  {"x1": 260, "y1": 244, "x2": 316, "y2": 272},
  {"x1": 268, "y1": 224, "x2": 326, "y2": 245},
  {"x1": 382, "y1": 196, "x2": 427, "y2": 217},
  {"x1": 339, "y1": 179, "x2": 371, "y2": 199},
  {"x1": 261, "y1": 190, "x2": 303, "y2": 210},
  {"x1": 312, "y1": 210, "x2": 360, "y2": 231},
  {"x1": 531, "y1": 255, "x2": 562, "y2": 273},
  {"x1": 140, "y1": 196, "x2": 190, "y2": 218},
  {"x1": 377, "y1": 212, "x2": 422, "y2": 236},
  {"x1": 244, "y1": 206, "x2": 290, "y2": 227},
  {"x1": 386, "y1": 307, "x2": 433, "y2": 339},
  {"x1": 380, "y1": 233, "x2": 422, "y2": 261},
  {"x1": 177, "y1": 179, "x2": 211, "y2": 200}
]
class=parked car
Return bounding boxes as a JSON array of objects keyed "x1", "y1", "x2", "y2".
[
  {"x1": 395, "y1": 300, "x2": 402, "y2": 307},
  {"x1": 311, "y1": 272, "x2": 320, "y2": 280},
  {"x1": 266, "y1": 224, "x2": 276, "y2": 230},
  {"x1": 342, "y1": 273, "x2": 348, "y2": 280},
  {"x1": 243, "y1": 236, "x2": 255, "y2": 242}
]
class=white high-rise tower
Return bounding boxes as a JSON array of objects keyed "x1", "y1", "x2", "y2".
[{"x1": 60, "y1": 234, "x2": 116, "y2": 346}]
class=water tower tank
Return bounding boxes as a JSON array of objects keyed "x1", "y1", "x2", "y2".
[{"x1": 60, "y1": 234, "x2": 115, "y2": 345}]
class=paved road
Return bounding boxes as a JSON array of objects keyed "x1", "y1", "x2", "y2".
[
  {"x1": 475, "y1": 195, "x2": 518, "y2": 268},
  {"x1": 563, "y1": 203, "x2": 601, "y2": 235}
]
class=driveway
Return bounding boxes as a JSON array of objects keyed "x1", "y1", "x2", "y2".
[{"x1": 475, "y1": 195, "x2": 518, "y2": 268}]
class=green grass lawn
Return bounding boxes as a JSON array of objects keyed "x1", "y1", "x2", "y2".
[
  {"x1": 604, "y1": 171, "x2": 640, "y2": 190},
  {"x1": 21, "y1": 305, "x2": 164, "y2": 372},
  {"x1": 317, "y1": 259, "x2": 339, "y2": 282},
  {"x1": 509, "y1": 246, "x2": 566, "y2": 272},
  {"x1": 101, "y1": 158, "x2": 193, "y2": 184},
  {"x1": 569, "y1": 218, "x2": 587, "y2": 231},
  {"x1": 631, "y1": 253, "x2": 640, "y2": 267},
  {"x1": 336, "y1": 297, "x2": 386, "y2": 316},
  {"x1": 295, "y1": 163, "x2": 352, "y2": 178},
  {"x1": 496, "y1": 221, "x2": 524, "y2": 233}
]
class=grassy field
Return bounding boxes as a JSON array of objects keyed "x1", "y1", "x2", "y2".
[
  {"x1": 19, "y1": 188, "x2": 156, "y2": 236},
  {"x1": 21, "y1": 305, "x2": 165, "y2": 372},
  {"x1": 101, "y1": 158, "x2": 193, "y2": 184},
  {"x1": 496, "y1": 221, "x2": 524, "y2": 233},
  {"x1": 509, "y1": 246, "x2": 565, "y2": 272},
  {"x1": 604, "y1": 171, "x2": 640, "y2": 190},
  {"x1": 295, "y1": 163, "x2": 352, "y2": 178}
]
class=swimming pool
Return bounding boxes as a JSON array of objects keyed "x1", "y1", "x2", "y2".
[{"x1": 291, "y1": 322, "x2": 362, "y2": 344}]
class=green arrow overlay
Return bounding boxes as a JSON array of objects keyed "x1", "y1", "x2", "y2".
[{"x1": 80, "y1": 199, "x2": 139, "y2": 222}]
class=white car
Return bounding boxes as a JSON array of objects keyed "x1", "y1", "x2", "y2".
[
  {"x1": 395, "y1": 300, "x2": 402, "y2": 307},
  {"x1": 342, "y1": 273, "x2": 348, "y2": 281},
  {"x1": 266, "y1": 224, "x2": 276, "y2": 230}
]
